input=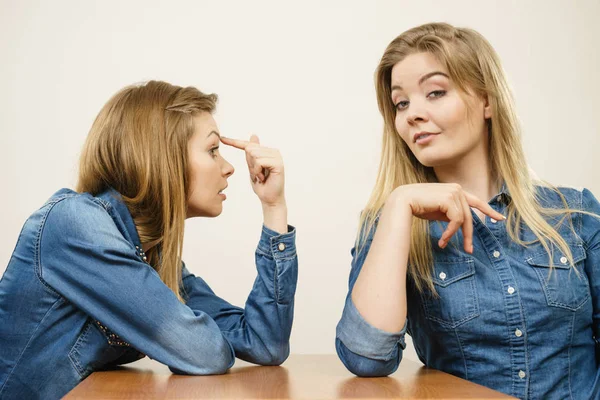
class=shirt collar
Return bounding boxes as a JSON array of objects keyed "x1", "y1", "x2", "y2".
[{"x1": 493, "y1": 181, "x2": 512, "y2": 204}]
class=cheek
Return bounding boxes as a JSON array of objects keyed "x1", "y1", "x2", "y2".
[
  {"x1": 189, "y1": 159, "x2": 214, "y2": 193},
  {"x1": 394, "y1": 114, "x2": 411, "y2": 143},
  {"x1": 438, "y1": 94, "x2": 474, "y2": 129}
]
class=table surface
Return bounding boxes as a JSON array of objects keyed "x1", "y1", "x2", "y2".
[{"x1": 65, "y1": 354, "x2": 514, "y2": 399}]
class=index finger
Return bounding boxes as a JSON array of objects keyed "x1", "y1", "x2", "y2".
[
  {"x1": 464, "y1": 192, "x2": 506, "y2": 221},
  {"x1": 221, "y1": 136, "x2": 250, "y2": 150}
]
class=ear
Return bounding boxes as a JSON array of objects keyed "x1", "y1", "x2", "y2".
[{"x1": 483, "y1": 95, "x2": 492, "y2": 119}]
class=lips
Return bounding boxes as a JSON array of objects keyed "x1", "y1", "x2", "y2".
[
  {"x1": 413, "y1": 131, "x2": 439, "y2": 143},
  {"x1": 218, "y1": 185, "x2": 228, "y2": 194}
]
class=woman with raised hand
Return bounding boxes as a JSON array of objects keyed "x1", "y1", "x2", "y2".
[
  {"x1": 0, "y1": 81, "x2": 297, "y2": 399},
  {"x1": 335, "y1": 23, "x2": 599, "y2": 399}
]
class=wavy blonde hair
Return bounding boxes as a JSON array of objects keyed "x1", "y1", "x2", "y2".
[
  {"x1": 77, "y1": 80, "x2": 217, "y2": 302},
  {"x1": 360, "y1": 22, "x2": 583, "y2": 294}
]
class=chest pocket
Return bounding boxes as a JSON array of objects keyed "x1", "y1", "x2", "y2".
[
  {"x1": 422, "y1": 257, "x2": 480, "y2": 329},
  {"x1": 525, "y1": 243, "x2": 590, "y2": 311}
]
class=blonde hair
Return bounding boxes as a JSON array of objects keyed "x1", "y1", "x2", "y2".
[
  {"x1": 77, "y1": 80, "x2": 217, "y2": 302},
  {"x1": 361, "y1": 22, "x2": 582, "y2": 293}
]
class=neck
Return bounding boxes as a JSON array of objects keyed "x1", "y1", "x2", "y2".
[{"x1": 433, "y1": 141, "x2": 500, "y2": 203}]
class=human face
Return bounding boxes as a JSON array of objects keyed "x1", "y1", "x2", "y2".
[
  {"x1": 186, "y1": 112, "x2": 234, "y2": 218},
  {"x1": 390, "y1": 52, "x2": 491, "y2": 168}
]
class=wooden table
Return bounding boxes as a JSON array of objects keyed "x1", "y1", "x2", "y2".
[{"x1": 65, "y1": 354, "x2": 514, "y2": 399}]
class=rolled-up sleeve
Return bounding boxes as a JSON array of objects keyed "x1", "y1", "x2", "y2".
[{"x1": 335, "y1": 218, "x2": 407, "y2": 377}]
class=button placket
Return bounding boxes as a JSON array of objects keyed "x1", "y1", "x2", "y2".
[{"x1": 475, "y1": 207, "x2": 529, "y2": 393}]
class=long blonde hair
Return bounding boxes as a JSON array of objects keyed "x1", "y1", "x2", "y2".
[
  {"x1": 361, "y1": 22, "x2": 580, "y2": 293},
  {"x1": 77, "y1": 80, "x2": 217, "y2": 302}
]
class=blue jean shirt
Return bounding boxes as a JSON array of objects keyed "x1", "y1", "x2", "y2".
[
  {"x1": 0, "y1": 188, "x2": 298, "y2": 399},
  {"x1": 336, "y1": 186, "x2": 600, "y2": 399}
]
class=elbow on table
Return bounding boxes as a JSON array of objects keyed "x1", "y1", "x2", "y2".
[
  {"x1": 335, "y1": 338, "x2": 401, "y2": 377},
  {"x1": 254, "y1": 342, "x2": 290, "y2": 366},
  {"x1": 169, "y1": 340, "x2": 235, "y2": 375}
]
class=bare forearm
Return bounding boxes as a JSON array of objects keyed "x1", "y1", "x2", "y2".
[{"x1": 351, "y1": 196, "x2": 412, "y2": 333}]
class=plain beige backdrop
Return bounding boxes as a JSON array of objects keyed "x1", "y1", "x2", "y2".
[{"x1": 1, "y1": 0, "x2": 599, "y2": 365}]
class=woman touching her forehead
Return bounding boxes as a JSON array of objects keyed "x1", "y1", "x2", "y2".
[
  {"x1": 336, "y1": 22, "x2": 600, "y2": 399},
  {"x1": 0, "y1": 81, "x2": 298, "y2": 399}
]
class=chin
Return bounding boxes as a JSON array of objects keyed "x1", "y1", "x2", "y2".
[
  {"x1": 186, "y1": 204, "x2": 223, "y2": 219},
  {"x1": 203, "y1": 207, "x2": 223, "y2": 218},
  {"x1": 414, "y1": 150, "x2": 457, "y2": 168},
  {"x1": 210, "y1": 209, "x2": 223, "y2": 218}
]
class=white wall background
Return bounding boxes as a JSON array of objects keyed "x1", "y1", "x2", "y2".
[{"x1": 1, "y1": 0, "x2": 599, "y2": 364}]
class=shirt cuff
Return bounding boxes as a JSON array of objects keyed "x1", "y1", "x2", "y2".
[
  {"x1": 336, "y1": 295, "x2": 407, "y2": 361},
  {"x1": 257, "y1": 224, "x2": 296, "y2": 260}
]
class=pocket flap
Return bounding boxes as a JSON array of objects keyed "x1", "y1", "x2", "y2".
[
  {"x1": 525, "y1": 243, "x2": 586, "y2": 269},
  {"x1": 432, "y1": 258, "x2": 475, "y2": 287}
]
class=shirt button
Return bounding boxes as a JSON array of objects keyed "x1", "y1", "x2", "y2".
[
  {"x1": 493, "y1": 251, "x2": 500, "y2": 258},
  {"x1": 278, "y1": 243, "x2": 286, "y2": 251},
  {"x1": 518, "y1": 370, "x2": 526, "y2": 379},
  {"x1": 490, "y1": 218, "x2": 497, "y2": 224},
  {"x1": 515, "y1": 329, "x2": 523, "y2": 337},
  {"x1": 507, "y1": 286, "x2": 515, "y2": 294},
  {"x1": 439, "y1": 272, "x2": 447, "y2": 281},
  {"x1": 560, "y1": 256, "x2": 568, "y2": 264}
]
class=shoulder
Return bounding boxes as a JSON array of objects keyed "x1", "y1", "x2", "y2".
[
  {"x1": 40, "y1": 189, "x2": 117, "y2": 245},
  {"x1": 534, "y1": 184, "x2": 600, "y2": 246},
  {"x1": 533, "y1": 183, "x2": 589, "y2": 210}
]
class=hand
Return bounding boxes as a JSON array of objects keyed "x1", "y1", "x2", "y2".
[
  {"x1": 391, "y1": 183, "x2": 506, "y2": 253},
  {"x1": 221, "y1": 135, "x2": 285, "y2": 207}
]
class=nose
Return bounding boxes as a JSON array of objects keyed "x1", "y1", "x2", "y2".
[
  {"x1": 222, "y1": 157, "x2": 234, "y2": 178},
  {"x1": 406, "y1": 100, "x2": 429, "y2": 125}
]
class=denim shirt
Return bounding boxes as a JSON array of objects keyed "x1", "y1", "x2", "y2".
[
  {"x1": 336, "y1": 186, "x2": 600, "y2": 400},
  {"x1": 0, "y1": 188, "x2": 298, "y2": 400}
]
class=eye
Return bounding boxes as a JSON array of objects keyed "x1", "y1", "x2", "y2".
[
  {"x1": 394, "y1": 100, "x2": 409, "y2": 111},
  {"x1": 427, "y1": 90, "x2": 446, "y2": 99},
  {"x1": 209, "y1": 146, "x2": 219, "y2": 158}
]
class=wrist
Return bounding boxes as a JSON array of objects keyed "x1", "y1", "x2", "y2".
[
  {"x1": 383, "y1": 188, "x2": 414, "y2": 220},
  {"x1": 261, "y1": 198, "x2": 287, "y2": 212},
  {"x1": 389, "y1": 186, "x2": 412, "y2": 209},
  {"x1": 262, "y1": 201, "x2": 288, "y2": 234}
]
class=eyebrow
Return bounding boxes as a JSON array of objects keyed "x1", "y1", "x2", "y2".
[
  {"x1": 207, "y1": 130, "x2": 221, "y2": 139},
  {"x1": 391, "y1": 71, "x2": 450, "y2": 92}
]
